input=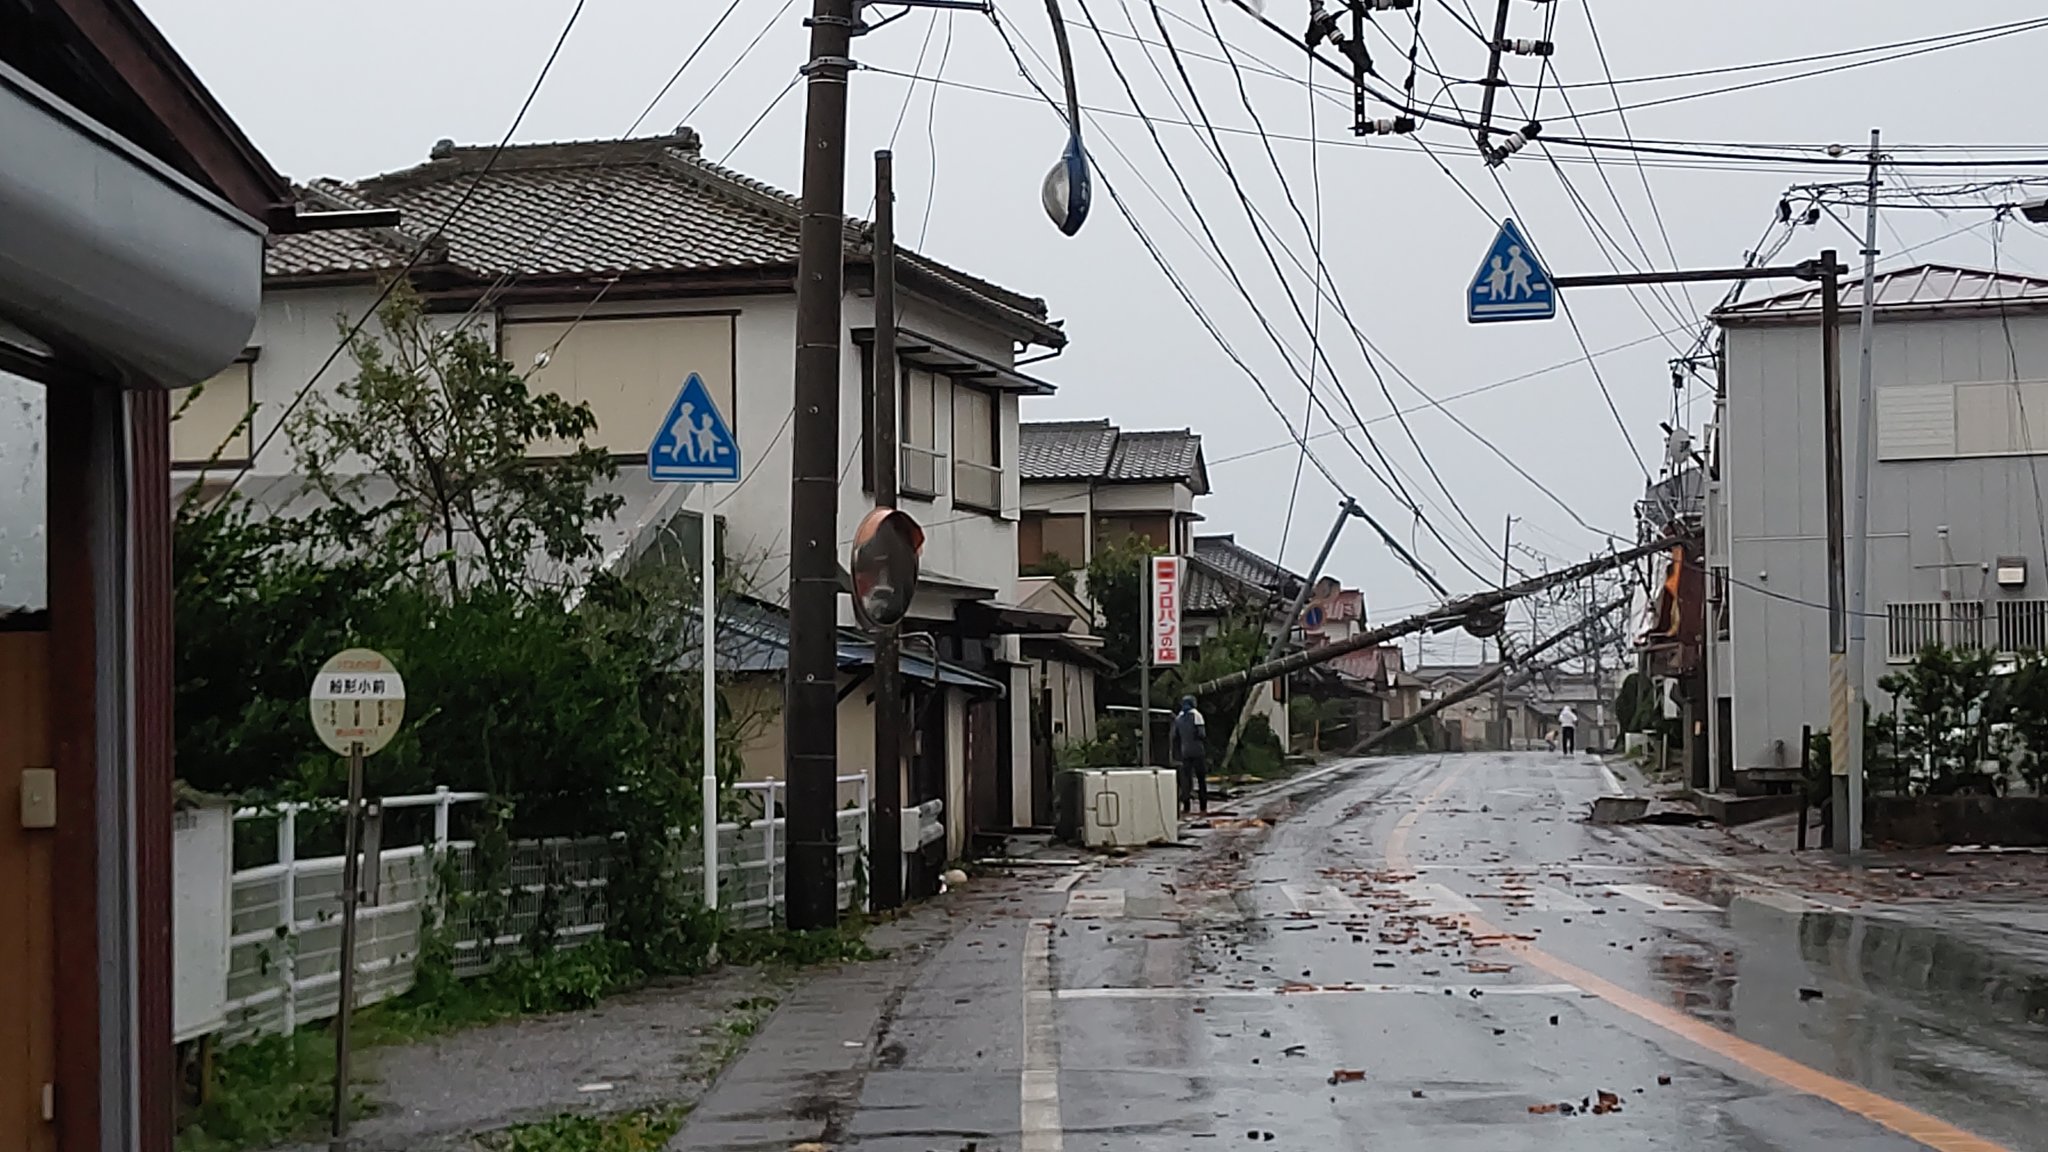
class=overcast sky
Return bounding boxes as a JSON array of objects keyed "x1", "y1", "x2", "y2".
[{"x1": 143, "y1": 0, "x2": 2048, "y2": 662}]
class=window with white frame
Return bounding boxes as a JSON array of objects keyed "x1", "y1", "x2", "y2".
[
  {"x1": 1887, "y1": 600, "x2": 1985, "y2": 661},
  {"x1": 900, "y1": 367, "x2": 943, "y2": 497},
  {"x1": 951, "y1": 384, "x2": 999, "y2": 512}
]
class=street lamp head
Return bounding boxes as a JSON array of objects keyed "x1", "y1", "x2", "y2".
[
  {"x1": 2020, "y1": 197, "x2": 2048, "y2": 225},
  {"x1": 1041, "y1": 132, "x2": 1092, "y2": 236}
]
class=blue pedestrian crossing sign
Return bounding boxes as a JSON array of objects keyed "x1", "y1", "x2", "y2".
[
  {"x1": 1467, "y1": 218, "x2": 1555, "y2": 323},
  {"x1": 649, "y1": 373, "x2": 741, "y2": 483}
]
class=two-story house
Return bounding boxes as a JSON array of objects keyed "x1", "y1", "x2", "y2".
[
  {"x1": 1017, "y1": 419, "x2": 1209, "y2": 581},
  {"x1": 178, "y1": 129, "x2": 1069, "y2": 858}
]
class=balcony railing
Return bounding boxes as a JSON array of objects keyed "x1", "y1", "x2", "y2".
[{"x1": 952, "y1": 458, "x2": 1002, "y2": 512}]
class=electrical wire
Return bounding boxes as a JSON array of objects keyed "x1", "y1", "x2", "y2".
[
  {"x1": 1125, "y1": 6, "x2": 1606, "y2": 560},
  {"x1": 232, "y1": 0, "x2": 591, "y2": 487},
  {"x1": 720, "y1": 73, "x2": 801, "y2": 163},
  {"x1": 918, "y1": 12, "x2": 957, "y2": 248},
  {"x1": 1058, "y1": 0, "x2": 1468, "y2": 585},
  {"x1": 1173, "y1": 0, "x2": 1511, "y2": 579}
]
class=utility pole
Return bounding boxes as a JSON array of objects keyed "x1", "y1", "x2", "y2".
[
  {"x1": 783, "y1": 0, "x2": 857, "y2": 931},
  {"x1": 1843, "y1": 129, "x2": 1882, "y2": 855},
  {"x1": 1494, "y1": 515, "x2": 1516, "y2": 750},
  {"x1": 869, "y1": 150, "x2": 903, "y2": 910},
  {"x1": 1818, "y1": 248, "x2": 1851, "y2": 852},
  {"x1": 1215, "y1": 498, "x2": 1362, "y2": 776}
]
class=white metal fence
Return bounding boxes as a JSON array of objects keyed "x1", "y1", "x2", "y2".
[{"x1": 220, "y1": 777, "x2": 869, "y2": 1044}]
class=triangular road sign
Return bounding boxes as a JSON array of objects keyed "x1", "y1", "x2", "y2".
[
  {"x1": 649, "y1": 373, "x2": 741, "y2": 483},
  {"x1": 1468, "y1": 218, "x2": 1556, "y2": 323}
]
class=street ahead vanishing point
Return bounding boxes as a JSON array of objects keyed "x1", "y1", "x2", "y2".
[
  {"x1": 1468, "y1": 218, "x2": 1556, "y2": 323},
  {"x1": 648, "y1": 374, "x2": 741, "y2": 917}
]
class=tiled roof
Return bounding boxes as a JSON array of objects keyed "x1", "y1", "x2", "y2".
[
  {"x1": 1108, "y1": 429, "x2": 1203, "y2": 484},
  {"x1": 266, "y1": 133, "x2": 1061, "y2": 344},
  {"x1": 1715, "y1": 264, "x2": 2048, "y2": 324},
  {"x1": 1018, "y1": 420, "x2": 1204, "y2": 487},
  {"x1": 1193, "y1": 535, "x2": 1304, "y2": 597},
  {"x1": 1018, "y1": 419, "x2": 1119, "y2": 480}
]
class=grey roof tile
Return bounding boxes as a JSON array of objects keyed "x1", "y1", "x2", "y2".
[
  {"x1": 1018, "y1": 420, "x2": 1203, "y2": 485},
  {"x1": 265, "y1": 134, "x2": 1057, "y2": 341},
  {"x1": 1193, "y1": 534, "x2": 1304, "y2": 596},
  {"x1": 1019, "y1": 419, "x2": 1117, "y2": 480},
  {"x1": 1106, "y1": 429, "x2": 1202, "y2": 483}
]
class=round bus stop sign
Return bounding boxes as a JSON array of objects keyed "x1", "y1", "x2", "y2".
[{"x1": 309, "y1": 648, "x2": 407, "y2": 756}]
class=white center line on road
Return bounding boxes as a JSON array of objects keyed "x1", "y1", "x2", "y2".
[
  {"x1": 1044, "y1": 983, "x2": 1584, "y2": 1001},
  {"x1": 1021, "y1": 919, "x2": 1063, "y2": 1152}
]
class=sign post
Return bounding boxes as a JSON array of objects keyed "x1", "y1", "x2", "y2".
[
  {"x1": 649, "y1": 372, "x2": 741, "y2": 912},
  {"x1": 309, "y1": 648, "x2": 406, "y2": 1152}
]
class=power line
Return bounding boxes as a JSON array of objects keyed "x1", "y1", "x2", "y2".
[
  {"x1": 234, "y1": 0, "x2": 592, "y2": 484},
  {"x1": 1103, "y1": 8, "x2": 1636, "y2": 548},
  {"x1": 1169, "y1": 0, "x2": 1508, "y2": 579}
]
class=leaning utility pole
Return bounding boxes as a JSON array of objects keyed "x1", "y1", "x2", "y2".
[
  {"x1": 1187, "y1": 537, "x2": 1677, "y2": 699},
  {"x1": 783, "y1": 0, "x2": 858, "y2": 931},
  {"x1": 869, "y1": 150, "x2": 904, "y2": 911},
  {"x1": 1214, "y1": 499, "x2": 1362, "y2": 777},
  {"x1": 1843, "y1": 130, "x2": 1882, "y2": 855},
  {"x1": 1354, "y1": 597, "x2": 1628, "y2": 755}
]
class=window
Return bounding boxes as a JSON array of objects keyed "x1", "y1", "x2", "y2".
[
  {"x1": 951, "y1": 385, "x2": 999, "y2": 512},
  {"x1": 1877, "y1": 380, "x2": 2048, "y2": 461},
  {"x1": 1887, "y1": 600, "x2": 1984, "y2": 661},
  {"x1": 1020, "y1": 513, "x2": 1087, "y2": 568},
  {"x1": 1996, "y1": 599, "x2": 2048, "y2": 653},
  {"x1": 900, "y1": 367, "x2": 942, "y2": 498},
  {"x1": 170, "y1": 359, "x2": 253, "y2": 468}
]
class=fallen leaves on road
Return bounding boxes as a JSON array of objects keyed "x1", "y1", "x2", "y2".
[
  {"x1": 1799, "y1": 987, "x2": 1825, "y2": 1001},
  {"x1": 1528, "y1": 1103, "x2": 1561, "y2": 1115},
  {"x1": 1657, "y1": 1074, "x2": 1673, "y2": 1086},
  {"x1": 1593, "y1": 1090, "x2": 1622, "y2": 1115},
  {"x1": 1465, "y1": 961, "x2": 1515, "y2": 974},
  {"x1": 1328, "y1": 1069, "x2": 1367, "y2": 1085}
]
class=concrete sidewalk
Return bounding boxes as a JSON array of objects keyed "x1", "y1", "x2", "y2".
[{"x1": 667, "y1": 873, "x2": 1053, "y2": 1152}]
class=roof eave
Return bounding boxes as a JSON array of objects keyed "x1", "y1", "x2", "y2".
[{"x1": 1716, "y1": 298, "x2": 2048, "y2": 327}]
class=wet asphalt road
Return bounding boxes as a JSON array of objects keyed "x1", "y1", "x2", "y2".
[{"x1": 830, "y1": 752, "x2": 2048, "y2": 1151}]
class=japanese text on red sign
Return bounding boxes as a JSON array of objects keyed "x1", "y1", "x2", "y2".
[{"x1": 1151, "y1": 555, "x2": 1182, "y2": 666}]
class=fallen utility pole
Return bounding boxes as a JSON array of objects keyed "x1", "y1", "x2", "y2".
[
  {"x1": 1350, "y1": 596, "x2": 1630, "y2": 755},
  {"x1": 1185, "y1": 535, "x2": 1679, "y2": 699},
  {"x1": 1215, "y1": 498, "x2": 1363, "y2": 777}
]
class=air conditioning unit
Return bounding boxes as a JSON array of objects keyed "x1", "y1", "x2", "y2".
[{"x1": 1064, "y1": 769, "x2": 1179, "y2": 849}]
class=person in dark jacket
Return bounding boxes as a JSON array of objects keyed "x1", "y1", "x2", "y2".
[{"x1": 1170, "y1": 695, "x2": 1208, "y2": 813}]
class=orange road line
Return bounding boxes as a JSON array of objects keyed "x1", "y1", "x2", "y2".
[{"x1": 1383, "y1": 758, "x2": 2011, "y2": 1152}]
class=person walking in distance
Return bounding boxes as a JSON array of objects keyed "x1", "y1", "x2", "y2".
[
  {"x1": 1557, "y1": 704, "x2": 1578, "y2": 756},
  {"x1": 1170, "y1": 695, "x2": 1208, "y2": 814}
]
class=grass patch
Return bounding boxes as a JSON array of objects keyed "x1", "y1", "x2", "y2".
[
  {"x1": 175, "y1": 1030, "x2": 354, "y2": 1152},
  {"x1": 718, "y1": 923, "x2": 880, "y2": 967},
  {"x1": 483, "y1": 1106, "x2": 688, "y2": 1152}
]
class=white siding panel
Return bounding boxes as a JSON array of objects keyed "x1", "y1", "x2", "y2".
[{"x1": 1875, "y1": 383, "x2": 1955, "y2": 459}]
